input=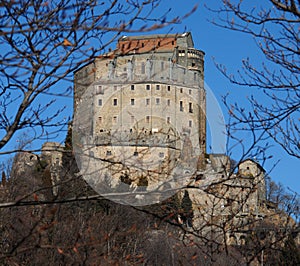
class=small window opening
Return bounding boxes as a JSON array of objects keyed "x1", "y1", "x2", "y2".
[
  {"x1": 189, "y1": 102, "x2": 193, "y2": 113},
  {"x1": 96, "y1": 85, "x2": 104, "y2": 95},
  {"x1": 180, "y1": 101, "x2": 183, "y2": 111}
]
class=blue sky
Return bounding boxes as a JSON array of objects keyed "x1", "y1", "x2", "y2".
[{"x1": 1, "y1": 1, "x2": 298, "y2": 195}]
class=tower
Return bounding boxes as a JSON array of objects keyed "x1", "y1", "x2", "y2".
[{"x1": 73, "y1": 33, "x2": 206, "y2": 204}]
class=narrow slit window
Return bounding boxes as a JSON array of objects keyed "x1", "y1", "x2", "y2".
[{"x1": 189, "y1": 102, "x2": 193, "y2": 113}]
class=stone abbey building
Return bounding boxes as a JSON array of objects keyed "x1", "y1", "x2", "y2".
[
  {"x1": 73, "y1": 33, "x2": 209, "y2": 199},
  {"x1": 73, "y1": 33, "x2": 270, "y2": 235}
]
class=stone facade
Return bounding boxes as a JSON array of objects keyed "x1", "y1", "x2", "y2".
[
  {"x1": 74, "y1": 32, "x2": 206, "y2": 156},
  {"x1": 41, "y1": 142, "x2": 64, "y2": 196},
  {"x1": 73, "y1": 33, "x2": 209, "y2": 203}
]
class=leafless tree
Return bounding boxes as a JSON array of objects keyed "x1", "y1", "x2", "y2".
[
  {"x1": 0, "y1": 0, "x2": 195, "y2": 154},
  {"x1": 1, "y1": 145, "x2": 298, "y2": 265},
  {"x1": 207, "y1": 0, "x2": 299, "y2": 161}
]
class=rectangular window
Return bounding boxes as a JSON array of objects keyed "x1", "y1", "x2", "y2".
[
  {"x1": 113, "y1": 116, "x2": 117, "y2": 124},
  {"x1": 189, "y1": 102, "x2": 193, "y2": 113},
  {"x1": 146, "y1": 116, "x2": 150, "y2": 123},
  {"x1": 114, "y1": 85, "x2": 118, "y2": 91},
  {"x1": 131, "y1": 85, "x2": 135, "y2": 90},
  {"x1": 167, "y1": 99, "x2": 170, "y2": 106},
  {"x1": 131, "y1": 99, "x2": 135, "y2": 105},
  {"x1": 161, "y1": 61, "x2": 164, "y2": 70},
  {"x1": 146, "y1": 84, "x2": 150, "y2": 90},
  {"x1": 189, "y1": 120, "x2": 192, "y2": 127},
  {"x1": 113, "y1": 99, "x2": 118, "y2": 106},
  {"x1": 98, "y1": 117, "x2": 102, "y2": 124},
  {"x1": 194, "y1": 72, "x2": 197, "y2": 81},
  {"x1": 156, "y1": 84, "x2": 160, "y2": 90},
  {"x1": 95, "y1": 85, "x2": 104, "y2": 95},
  {"x1": 180, "y1": 88, "x2": 183, "y2": 93},
  {"x1": 167, "y1": 85, "x2": 171, "y2": 91},
  {"x1": 180, "y1": 101, "x2": 183, "y2": 111},
  {"x1": 146, "y1": 98, "x2": 150, "y2": 105},
  {"x1": 98, "y1": 99, "x2": 102, "y2": 106},
  {"x1": 167, "y1": 117, "x2": 170, "y2": 124},
  {"x1": 156, "y1": 98, "x2": 160, "y2": 105},
  {"x1": 189, "y1": 89, "x2": 192, "y2": 95}
]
